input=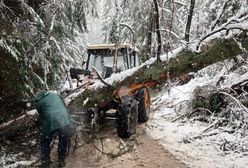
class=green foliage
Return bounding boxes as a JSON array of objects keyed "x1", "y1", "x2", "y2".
[
  {"x1": 0, "y1": 46, "x2": 28, "y2": 123},
  {"x1": 143, "y1": 63, "x2": 165, "y2": 79},
  {"x1": 192, "y1": 92, "x2": 224, "y2": 114},
  {"x1": 0, "y1": 0, "x2": 97, "y2": 121},
  {"x1": 68, "y1": 86, "x2": 115, "y2": 112}
]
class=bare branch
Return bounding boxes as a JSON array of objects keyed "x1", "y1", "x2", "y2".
[
  {"x1": 211, "y1": 0, "x2": 229, "y2": 31},
  {"x1": 196, "y1": 12, "x2": 248, "y2": 50},
  {"x1": 159, "y1": 29, "x2": 180, "y2": 39},
  {"x1": 173, "y1": 0, "x2": 187, "y2": 8},
  {"x1": 92, "y1": 66, "x2": 112, "y2": 87},
  {"x1": 220, "y1": 91, "x2": 248, "y2": 114},
  {"x1": 119, "y1": 23, "x2": 134, "y2": 35},
  {"x1": 233, "y1": 37, "x2": 247, "y2": 53},
  {"x1": 160, "y1": 7, "x2": 172, "y2": 14}
]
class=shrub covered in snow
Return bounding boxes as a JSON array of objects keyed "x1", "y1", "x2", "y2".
[{"x1": 172, "y1": 53, "x2": 248, "y2": 153}]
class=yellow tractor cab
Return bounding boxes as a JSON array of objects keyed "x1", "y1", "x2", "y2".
[{"x1": 86, "y1": 44, "x2": 139, "y2": 79}]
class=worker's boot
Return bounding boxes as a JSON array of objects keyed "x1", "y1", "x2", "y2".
[
  {"x1": 58, "y1": 155, "x2": 66, "y2": 167},
  {"x1": 41, "y1": 157, "x2": 50, "y2": 168}
]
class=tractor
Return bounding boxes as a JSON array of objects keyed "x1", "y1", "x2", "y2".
[
  {"x1": 70, "y1": 44, "x2": 152, "y2": 138},
  {"x1": 86, "y1": 43, "x2": 140, "y2": 78}
]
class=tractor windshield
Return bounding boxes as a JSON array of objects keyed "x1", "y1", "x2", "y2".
[
  {"x1": 87, "y1": 54, "x2": 127, "y2": 74},
  {"x1": 86, "y1": 44, "x2": 139, "y2": 78}
]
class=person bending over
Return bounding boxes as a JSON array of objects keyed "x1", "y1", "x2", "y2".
[{"x1": 35, "y1": 90, "x2": 75, "y2": 167}]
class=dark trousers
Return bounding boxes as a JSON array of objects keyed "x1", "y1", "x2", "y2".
[{"x1": 40, "y1": 128, "x2": 68, "y2": 161}]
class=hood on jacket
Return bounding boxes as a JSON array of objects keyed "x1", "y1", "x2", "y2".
[{"x1": 35, "y1": 91, "x2": 50, "y2": 102}]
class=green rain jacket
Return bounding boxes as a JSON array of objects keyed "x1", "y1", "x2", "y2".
[{"x1": 35, "y1": 91, "x2": 74, "y2": 140}]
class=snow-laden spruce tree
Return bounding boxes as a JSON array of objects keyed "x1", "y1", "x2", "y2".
[
  {"x1": 102, "y1": 0, "x2": 155, "y2": 61},
  {"x1": 0, "y1": 0, "x2": 97, "y2": 121}
]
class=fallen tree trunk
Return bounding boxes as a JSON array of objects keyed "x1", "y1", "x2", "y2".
[
  {"x1": 0, "y1": 37, "x2": 248, "y2": 141},
  {"x1": 0, "y1": 110, "x2": 39, "y2": 141},
  {"x1": 68, "y1": 38, "x2": 248, "y2": 112}
]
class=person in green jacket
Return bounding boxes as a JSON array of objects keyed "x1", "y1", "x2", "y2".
[{"x1": 35, "y1": 90, "x2": 75, "y2": 167}]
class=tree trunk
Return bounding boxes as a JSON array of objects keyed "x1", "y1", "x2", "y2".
[
  {"x1": 144, "y1": 9, "x2": 154, "y2": 61},
  {"x1": 184, "y1": 0, "x2": 195, "y2": 43},
  {"x1": 153, "y1": 0, "x2": 162, "y2": 62}
]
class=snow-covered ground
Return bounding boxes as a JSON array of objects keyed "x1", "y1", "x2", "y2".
[
  {"x1": 147, "y1": 56, "x2": 248, "y2": 168},
  {"x1": 0, "y1": 150, "x2": 37, "y2": 168}
]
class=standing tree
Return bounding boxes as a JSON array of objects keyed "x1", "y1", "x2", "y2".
[
  {"x1": 153, "y1": 0, "x2": 162, "y2": 62},
  {"x1": 144, "y1": 9, "x2": 154, "y2": 60},
  {"x1": 184, "y1": 0, "x2": 195, "y2": 43}
]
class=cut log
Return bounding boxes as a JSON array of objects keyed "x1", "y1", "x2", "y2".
[{"x1": 0, "y1": 110, "x2": 39, "y2": 141}]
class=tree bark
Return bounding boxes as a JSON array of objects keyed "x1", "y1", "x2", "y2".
[
  {"x1": 144, "y1": 9, "x2": 154, "y2": 61},
  {"x1": 184, "y1": 0, "x2": 195, "y2": 43},
  {"x1": 153, "y1": 0, "x2": 162, "y2": 62}
]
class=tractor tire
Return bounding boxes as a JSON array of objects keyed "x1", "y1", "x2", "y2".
[
  {"x1": 137, "y1": 88, "x2": 151, "y2": 122},
  {"x1": 116, "y1": 96, "x2": 138, "y2": 138}
]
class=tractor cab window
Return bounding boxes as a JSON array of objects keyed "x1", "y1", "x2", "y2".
[
  {"x1": 88, "y1": 54, "x2": 102, "y2": 73},
  {"x1": 130, "y1": 53, "x2": 135, "y2": 68},
  {"x1": 86, "y1": 44, "x2": 139, "y2": 79},
  {"x1": 104, "y1": 55, "x2": 127, "y2": 71},
  {"x1": 129, "y1": 51, "x2": 140, "y2": 68},
  {"x1": 87, "y1": 54, "x2": 127, "y2": 74}
]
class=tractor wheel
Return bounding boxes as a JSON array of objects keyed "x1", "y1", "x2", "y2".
[
  {"x1": 137, "y1": 88, "x2": 151, "y2": 122},
  {"x1": 116, "y1": 96, "x2": 138, "y2": 138}
]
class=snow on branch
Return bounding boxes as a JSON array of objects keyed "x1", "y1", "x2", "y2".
[
  {"x1": 210, "y1": 0, "x2": 229, "y2": 31},
  {"x1": 196, "y1": 11, "x2": 248, "y2": 50},
  {"x1": 233, "y1": 37, "x2": 248, "y2": 53},
  {"x1": 119, "y1": 23, "x2": 135, "y2": 37},
  {"x1": 20, "y1": 0, "x2": 45, "y2": 28},
  {"x1": 0, "y1": 39, "x2": 19, "y2": 60},
  {"x1": 159, "y1": 29, "x2": 180, "y2": 39},
  {"x1": 173, "y1": 0, "x2": 188, "y2": 8},
  {"x1": 48, "y1": 12, "x2": 57, "y2": 34},
  {"x1": 160, "y1": 7, "x2": 172, "y2": 14},
  {"x1": 220, "y1": 91, "x2": 248, "y2": 114}
]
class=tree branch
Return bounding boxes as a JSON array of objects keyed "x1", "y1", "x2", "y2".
[
  {"x1": 210, "y1": 0, "x2": 229, "y2": 31},
  {"x1": 196, "y1": 12, "x2": 248, "y2": 50}
]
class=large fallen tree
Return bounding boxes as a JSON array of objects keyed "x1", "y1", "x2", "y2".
[
  {"x1": 0, "y1": 37, "x2": 248, "y2": 141},
  {"x1": 69, "y1": 38, "x2": 248, "y2": 111}
]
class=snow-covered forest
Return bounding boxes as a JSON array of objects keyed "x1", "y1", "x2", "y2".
[{"x1": 1, "y1": 0, "x2": 248, "y2": 167}]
